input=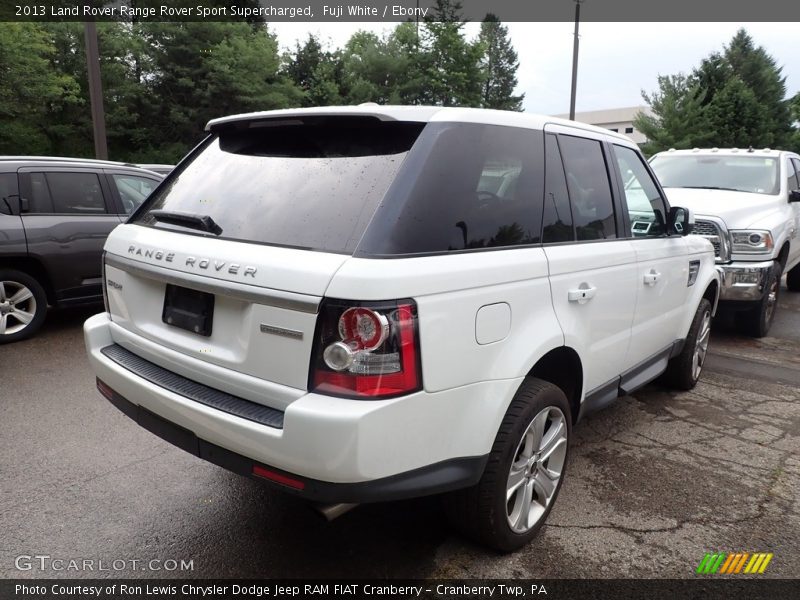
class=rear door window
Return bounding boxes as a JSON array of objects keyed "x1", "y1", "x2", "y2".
[
  {"x1": 28, "y1": 172, "x2": 107, "y2": 214},
  {"x1": 542, "y1": 134, "x2": 574, "y2": 243},
  {"x1": 557, "y1": 135, "x2": 617, "y2": 241},
  {"x1": 0, "y1": 173, "x2": 18, "y2": 215}
]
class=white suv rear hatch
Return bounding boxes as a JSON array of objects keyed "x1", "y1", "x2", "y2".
[
  {"x1": 103, "y1": 116, "x2": 424, "y2": 399},
  {"x1": 104, "y1": 227, "x2": 344, "y2": 392}
]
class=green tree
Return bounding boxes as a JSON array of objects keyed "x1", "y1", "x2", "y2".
[
  {"x1": 141, "y1": 22, "x2": 300, "y2": 160},
  {"x1": 477, "y1": 14, "x2": 523, "y2": 111},
  {"x1": 385, "y1": 22, "x2": 427, "y2": 104},
  {"x1": 42, "y1": 22, "x2": 160, "y2": 160},
  {"x1": 790, "y1": 92, "x2": 800, "y2": 153},
  {"x1": 340, "y1": 31, "x2": 396, "y2": 104},
  {"x1": 704, "y1": 77, "x2": 767, "y2": 147},
  {"x1": 419, "y1": 0, "x2": 483, "y2": 106},
  {"x1": 720, "y1": 29, "x2": 792, "y2": 146},
  {"x1": 205, "y1": 25, "x2": 302, "y2": 113},
  {"x1": 640, "y1": 29, "x2": 795, "y2": 153},
  {"x1": 635, "y1": 74, "x2": 712, "y2": 155},
  {"x1": 0, "y1": 23, "x2": 81, "y2": 154},
  {"x1": 283, "y1": 34, "x2": 344, "y2": 106}
]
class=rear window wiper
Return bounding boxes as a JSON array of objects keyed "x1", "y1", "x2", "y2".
[{"x1": 149, "y1": 210, "x2": 223, "y2": 236}]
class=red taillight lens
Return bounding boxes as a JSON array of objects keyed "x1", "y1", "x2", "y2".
[
  {"x1": 338, "y1": 307, "x2": 389, "y2": 350},
  {"x1": 310, "y1": 300, "x2": 421, "y2": 399}
]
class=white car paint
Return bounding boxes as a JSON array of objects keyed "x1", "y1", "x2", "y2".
[{"x1": 85, "y1": 106, "x2": 720, "y2": 491}]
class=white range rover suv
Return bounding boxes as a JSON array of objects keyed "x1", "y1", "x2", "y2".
[
  {"x1": 650, "y1": 148, "x2": 800, "y2": 337},
  {"x1": 84, "y1": 106, "x2": 720, "y2": 551}
]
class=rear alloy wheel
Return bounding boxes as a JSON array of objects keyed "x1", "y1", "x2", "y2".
[
  {"x1": 505, "y1": 406, "x2": 569, "y2": 534},
  {"x1": 661, "y1": 298, "x2": 712, "y2": 390},
  {"x1": 443, "y1": 378, "x2": 571, "y2": 552},
  {"x1": 0, "y1": 270, "x2": 47, "y2": 343},
  {"x1": 736, "y1": 263, "x2": 781, "y2": 338}
]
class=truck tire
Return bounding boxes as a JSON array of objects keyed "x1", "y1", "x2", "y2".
[
  {"x1": 442, "y1": 378, "x2": 571, "y2": 552},
  {"x1": 660, "y1": 298, "x2": 712, "y2": 391},
  {"x1": 787, "y1": 263, "x2": 800, "y2": 292},
  {"x1": 0, "y1": 269, "x2": 48, "y2": 343},
  {"x1": 736, "y1": 262, "x2": 782, "y2": 338}
]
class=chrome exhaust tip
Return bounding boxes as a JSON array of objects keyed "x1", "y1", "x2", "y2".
[{"x1": 312, "y1": 502, "x2": 359, "y2": 521}]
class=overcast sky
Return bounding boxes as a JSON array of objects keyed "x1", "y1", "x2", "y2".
[{"x1": 269, "y1": 22, "x2": 800, "y2": 116}]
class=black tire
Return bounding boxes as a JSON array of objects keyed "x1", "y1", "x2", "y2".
[
  {"x1": 660, "y1": 298, "x2": 712, "y2": 391},
  {"x1": 787, "y1": 263, "x2": 800, "y2": 292},
  {"x1": 442, "y1": 378, "x2": 571, "y2": 552},
  {"x1": 735, "y1": 263, "x2": 782, "y2": 338},
  {"x1": 0, "y1": 269, "x2": 48, "y2": 344}
]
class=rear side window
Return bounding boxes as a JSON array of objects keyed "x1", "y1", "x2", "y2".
[
  {"x1": 357, "y1": 123, "x2": 545, "y2": 255},
  {"x1": 136, "y1": 118, "x2": 423, "y2": 254},
  {"x1": 113, "y1": 174, "x2": 159, "y2": 215},
  {"x1": 28, "y1": 172, "x2": 107, "y2": 214},
  {"x1": 558, "y1": 135, "x2": 617, "y2": 241}
]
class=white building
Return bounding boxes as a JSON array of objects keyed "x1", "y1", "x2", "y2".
[{"x1": 555, "y1": 106, "x2": 653, "y2": 145}]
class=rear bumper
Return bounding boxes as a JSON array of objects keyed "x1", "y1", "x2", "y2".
[
  {"x1": 84, "y1": 313, "x2": 507, "y2": 502},
  {"x1": 97, "y1": 381, "x2": 486, "y2": 503}
]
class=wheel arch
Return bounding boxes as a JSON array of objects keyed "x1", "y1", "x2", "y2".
[
  {"x1": 525, "y1": 346, "x2": 583, "y2": 425},
  {"x1": 777, "y1": 241, "x2": 790, "y2": 270},
  {"x1": 703, "y1": 277, "x2": 720, "y2": 316}
]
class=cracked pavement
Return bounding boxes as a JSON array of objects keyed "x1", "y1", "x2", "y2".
[{"x1": 1, "y1": 280, "x2": 798, "y2": 579}]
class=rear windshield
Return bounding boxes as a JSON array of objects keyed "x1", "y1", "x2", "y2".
[
  {"x1": 135, "y1": 118, "x2": 546, "y2": 257},
  {"x1": 135, "y1": 117, "x2": 423, "y2": 253},
  {"x1": 650, "y1": 154, "x2": 780, "y2": 195}
]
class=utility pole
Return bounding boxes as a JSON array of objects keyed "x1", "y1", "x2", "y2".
[
  {"x1": 84, "y1": 21, "x2": 108, "y2": 159},
  {"x1": 569, "y1": 0, "x2": 584, "y2": 121}
]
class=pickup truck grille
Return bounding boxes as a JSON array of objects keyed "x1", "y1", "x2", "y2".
[{"x1": 693, "y1": 220, "x2": 721, "y2": 257}]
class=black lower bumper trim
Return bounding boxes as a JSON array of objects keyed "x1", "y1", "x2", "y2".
[
  {"x1": 97, "y1": 378, "x2": 488, "y2": 504},
  {"x1": 101, "y1": 344, "x2": 284, "y2": 429}
]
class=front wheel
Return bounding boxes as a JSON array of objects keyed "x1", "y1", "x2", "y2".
[
  {"x1": 661, "y1": 298, "x2": 712, "y2": 390},
  {"x1": 443, "y1": 378, "x2": 571, "y2": 552},
  {"x1": 735, "y1": 263, "x2": 781, "y2": 338}
]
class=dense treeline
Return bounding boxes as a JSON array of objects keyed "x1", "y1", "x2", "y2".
[
  {"x1": 636, "y1": 29, "x2": 800, "y2": 155},
  {"x1": 0, "y1": 2, "x2": 522, "y2": 162}
]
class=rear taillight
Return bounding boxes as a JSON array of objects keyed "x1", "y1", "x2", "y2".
[
  {"x1": 101, "y1": 252, "x2": 109, "y2": 313},
  {"x1": 310, "y1": 299, "x2": 421, "y2": 399}
]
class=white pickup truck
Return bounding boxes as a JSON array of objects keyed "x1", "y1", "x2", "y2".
[{"x1": 650, "y1": 148, "x2": 800, "y2": 336}]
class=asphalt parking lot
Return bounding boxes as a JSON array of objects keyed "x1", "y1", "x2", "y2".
[{"x1": 1, "y1": 282, "x2": 798, "y2": 579}]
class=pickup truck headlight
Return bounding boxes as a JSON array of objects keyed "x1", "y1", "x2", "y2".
[{"x1": 730, "y1": 230, "x2": 774, "y2": 254}]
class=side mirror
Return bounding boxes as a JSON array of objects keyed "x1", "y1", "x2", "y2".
[
  {"x1": 789, "y1": 190, "x2": 800, "y2": 203},
  {"x1": 668, "y1": 206, "x2": 694, "y2": 236}
]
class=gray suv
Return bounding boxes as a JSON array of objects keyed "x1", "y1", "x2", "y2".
[{"x1": 0, "y1": 157, "x2": 162, "y2": 343}]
